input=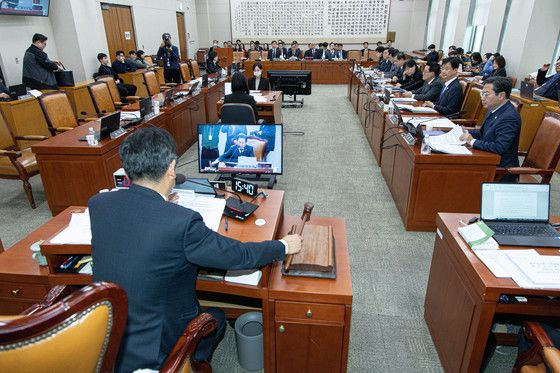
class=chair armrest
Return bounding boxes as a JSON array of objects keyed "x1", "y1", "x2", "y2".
[
  {"x1": 166, "y1": 83, "x2": 178, "y2": 87},
  {"x1": 513, "y1": 322, "x2": 560, "y2": 373},
  {"x1": 160, "y1": 312, "x2": 217, "y2": 373},
  {"x1": 517, "y1": 151, "x2": 528, "y2": 157},
  {"x1": 124, "y1": 96, "x2": 141, "y2": 101},
  {"x1": 21, "y1": 285, "x2": 69, "y2": 316},
  {"x1": 452, "y1": 119, "x2": 478, "y2": 127},
  {"x1": 0, "y1": 149, "x2": 22, "y2": 158},
  {"x1": 78, "y1": 118, "x2": 99, "y2": 123},
  {"x1": 495, "y1": 167, "x2": 554, "y2": 176},
  {"x1": 14, "y1": 135, "x2": 49, "y2": 141},
  {"x1": 55, "y1": 127, "x2": 75, "y2": 133}
]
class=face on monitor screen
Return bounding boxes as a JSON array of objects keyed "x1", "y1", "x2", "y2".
[{"x1": 198, "y1": 124, "x2": 283, "y2": 175}]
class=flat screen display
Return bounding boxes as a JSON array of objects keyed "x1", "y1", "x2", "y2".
[
  {"x1": 198, "y1": 124, "x2": 283, "y2": 175},
  {"x1": 0, "y1": 0, "x2": 50, "y2": 16}
]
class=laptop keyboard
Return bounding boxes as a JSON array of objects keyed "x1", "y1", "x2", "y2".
[{"x1": 487, "y1": 223, "x2": 559, "y2": 237}]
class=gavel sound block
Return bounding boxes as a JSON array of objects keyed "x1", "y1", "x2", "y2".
[{"x1": 282, "y1": 202, "x2": 336, "y2": 278}]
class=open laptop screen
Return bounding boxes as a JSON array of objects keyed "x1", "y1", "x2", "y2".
[{"x1": 481, "y1": 183, "x2": 550, "y2": 222}]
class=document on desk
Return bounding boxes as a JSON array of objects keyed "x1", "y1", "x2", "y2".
[
  {"x1": 427, "y1": 126, "x2": 471, "y2": 154},
  {"x1": 50, "y1": 209, "x2": 92, "y2": 245},
  {"x1": 391, "y1": 97, "x2": 417, "y2": 103},
  {"x1": 250, "y1": 94, "x2": 268, "y2": 103},
  {"x1": 404, "y1": 117, "x2": 456, "y2": 129},
  {"x1": 396, "y1": 104, "x2": 438, "y2": 113},
  {"x1": 506, "y1": 251, "x2": 560, "y2": 286},
  {"x1": 225, "y1": 269, "x2": 262, "y2": 286},
  {"x1": 120, "y1": 111, "x2": 141, "y2": 121},
  {"x1": 173, "y1": 190, "x2": 226, "y2": 232}
]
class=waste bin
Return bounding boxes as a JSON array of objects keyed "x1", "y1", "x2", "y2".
[{"x1": 234, "y1": 311, "x2": 264, "y2": 370}]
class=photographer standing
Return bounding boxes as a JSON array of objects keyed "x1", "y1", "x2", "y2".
[
  {"x1": 157, "y1": 32, "x2": 181, "y2": 84},
  {"x1": 22, "y1": 33, "x2": 62, "y2": 90}
]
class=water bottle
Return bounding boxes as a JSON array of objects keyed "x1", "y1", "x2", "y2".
[
  {"x1": 153, "y1": 99, "x2": 160, "y2": 115},
  {"x1": 421, "y1": 135, "x2": 431, "y2": 155},
  {"x1": 88, "y1": 127, "x2": 95, "y2": 137}
]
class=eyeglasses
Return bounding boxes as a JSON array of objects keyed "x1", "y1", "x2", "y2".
[{"x1": 480, "y1": 91, "x2": 493, "y2": 98}]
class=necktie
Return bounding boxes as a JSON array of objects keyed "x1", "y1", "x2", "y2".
[{"x1": 438, "y1": 83, "x2": 448, "y2": 101}]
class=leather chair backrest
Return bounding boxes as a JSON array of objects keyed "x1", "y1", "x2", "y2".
[
  {"x1": 247, "y1": 137, "x2": 266, "y2": 161},
  {"x1": 143, "y1": 70, "x2": 161, "y2": 96},
  {"x1": 88, "y1": 82, "x2": 116, "y2": 115},
  {"x1": 0, "y1": 282, "x2": 127, "y2": 373},
  {"x1": 437, "y1": 50, "x2": 443, "y2": 62},
  {"x1": 233, "y1": 51, "x2": 244, "y2": 63},
  {"x1": 190, "y1": 61, "x2": 199, "y2": 79},
  {"x1": 368, "y1": 50, "x2": 378, "y2": 61},
  {"x1": 509, "y1": 96, "x2": 524, "y2": 113},
  {"x1": 459, "y1": 80, "x2": 469, "y2": 97},
  {"x1": 0, "y1": 109, "x2": 16, "y2": 150},
  {"x1": 96, "y1": 75, "x2": 121, "y2": 103},
  {"x1": 525, "y1": 112, "x2": 560, "y2": 170},
  {"x1": 248, "y1": 51, "x2": 261, "y2": 61},
  {"x1": 38, "y1": 91, "x2": 78, "y2": 133},
  {"x1": 461, "y1": 85, "x2": 483, "y2": 120},
  {"x1": 509, "y1": 76, "x2": 518, "y2": 88},
  {"x1": 221, "y1": 103, "x2": 256, "y2": 125},
  {"x1": 180, "y1": 63, "x2": 191, "y2": 82},
  {"x1": 144, "y1": 55, "x2": 154, "y2": 65},
  {"x1": 347, "y1": 50, "x2": 361, "y2": 61}
]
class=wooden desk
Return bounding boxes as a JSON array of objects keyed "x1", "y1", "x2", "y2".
[
  {"x1": 425, "y1": 213, "x2": 560, "y2": 373},
  {"x1": 243, "y1": 60, "x2": 353, "y2": 84},
  {"x1": 121, "y1": 67, "x2": 165, "y2": 97},
  {"x1": 510, "y1": 92, "x2": 555, "y2": 151},
  {"x1": 380, "y1": 115, "x2": 500, "y2": 231},
  {"x1": 203, "y1": 76, "x2": 226, "y2": 123},
  {"x1": 59, "y1": 81, "x2": 96, "y2": 120},
  {"x1": 31, "y1": 113, "x2": 168, "y2": 216},
  {"x1": 216, "y1": 91, "x2": 283, "y2": 124},
  {"x1": 0, "y1": 97, "x2": 51, "y2": 150}
]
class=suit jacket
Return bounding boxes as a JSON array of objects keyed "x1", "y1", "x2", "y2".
[
  {"x1": 278, "y1": 47, "x2": 288, "y2": 59},
  {"x1": 206, "y1": 60, "x2": 221, "y2": 74},
  {"x1": 287, "y1": 48, "x2": 302, "y2": 59},
  {"x1": 90, "y1": 185, "x2": 284, "y2": 373},
  {"x1": 379, "y1": 59, "x2": 393, "y2": 73},
  {"x1": 223, "y1": 91, "x2": 259, "y2": 120},
  {"x1": 314, "y1": 49, "x2": 332, "y2": 60},
  {"x1": 424, "y1": 50, "x2": 439, "y2": 64},
  {"x1": 535, "y1": 70, "x2": 560, "y2": 100},
  {"x1": 98, "y1": 64, "x2": 119, "y2": 80},
  {"x1": 219, "y1": 144, "x2": 255, "y2": 162},
  {"x1": 411, "y1": 77, "x2": 443, "y2": 102},
  {"x1": 401, "y1": 70, "x2": 424, "y2": 91},
  {"x1": 482, "y1": 67, "x2": 506, "y2": 80},
  {"x1": 360, "y1": 48, "x2": 370, "y2": 58},
  {"x1": 304, "y1": 48, "x2": 316, "y2": 58},
  {"x1": 469, "y1": 101, "x2": 521, "y2": 167},
  {"x1": 434, "y1": 78, "x2": 463, "y2": 116},
  {"x1": 268, "y1": 48, "x2": 280, "y2": 60},
  {"x1": 0, "y1": 81, "x2": 8, "y2": 95},
  {"x1": 248, "y1": 76, "x2": 270, "y2": 91}
]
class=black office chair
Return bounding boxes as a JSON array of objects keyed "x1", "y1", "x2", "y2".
[{"x1": 220, "y1": 103, "x2": 264, "y2": 124}]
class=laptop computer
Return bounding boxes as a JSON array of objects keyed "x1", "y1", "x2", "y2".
[
  {"x1": 201, "y1": 74, "x2": 209, "y2": 88},
  {"x1": 8, "y1": 84, "x2": 27, "y2": 100},
  {"x1": 79, "y1": 112, "x2": 121, "y2": 141},
  {"x1": 520, "y1": 81, "x2": 548, "y2": 102},
  {"x1": 159, "y1": 89, "x2": 174, "y2": 107},
  {"x1": 480, "y1": 183, "x2": 560, "y2": 247}
]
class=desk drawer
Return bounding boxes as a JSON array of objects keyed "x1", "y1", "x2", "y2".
[
  {"x1": 275, "y1": 301, "x2": 344, "y2": 323},
  {"x1": 0, "y1": 281, "x2": 49, "y2": 300}
]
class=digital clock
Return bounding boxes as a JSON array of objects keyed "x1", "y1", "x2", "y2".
[{"x1": 232, "y1": 178, "x2": 258, "y2": 197}]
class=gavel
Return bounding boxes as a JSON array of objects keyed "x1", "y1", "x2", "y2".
[{"x1": 284, "y1": 202, "x2": 314, "y2": 272}]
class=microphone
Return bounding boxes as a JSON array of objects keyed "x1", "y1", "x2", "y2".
[
  {"x1": 444, "y1": 110, "x2": 466, "y2": 119},
  {"x1": 175, "y1": 173, "x2": 187, "y2": 185}
]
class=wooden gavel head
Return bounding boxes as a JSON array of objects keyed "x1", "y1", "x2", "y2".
[{"x1": 301, "y1": 202, "x2": 314, "y2": 222}]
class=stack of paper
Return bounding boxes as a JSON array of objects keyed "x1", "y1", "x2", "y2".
[
  {"x1": 458, "y1": 221, "x2": 499, "y2": 250},
  {"x1": 427, "y1": 126, "x2": 471, "y2": 154},
  {"x1": 391, "y1": 97, "x2": 417, "y2": 103},
  {"x1": 225, "y1": 269, "x2": 262, "y2": 286},
  {"x1": 50, "y1": 210, "x2": 92, "y2": 245},
  {"x1": 224, "y1": 82, "x2": 232, "y2": 95},
  {"x1": 250, "y1": 93, "x2": 268, "y2": 103},
  {"x1": 405, "y1": 117, "x2": 456, "y2": 129},
  {"x1": 396, "y1": 104, "x2": 438, "y2": 113},
  {"x1": 173, "y1": 190, "x2": 226, "y2": 232},
  {"x1": 120, "y1": 111, "x2": 141, "y2": 120}
]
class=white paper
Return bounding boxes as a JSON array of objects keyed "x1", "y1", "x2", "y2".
[
  {"x1": 50, "y1": 210, "x2": 92, "y2": 245},
  {"x1": 173, "y1": 190, "x2": 226, "y2": 232},
  {"x1": 391, "y1": 97, "x2": 417, "y2": 103},
  {"x1": 475, "y1": 251, "x2": 511, "y2": 277},
  {"x1": 225, "y1": 269, "x2": 262, "y2": 286},
  {"x1": 396, "y1": 104, "x2": 438, "y2": 113},
  {"x1": 28, "y1": 89, "x2": 43, "y2": 97},
  {"x1": 427, "y1": 126, "x2": 466, "y2": 146},
  {"x1": 237, "y1": 156, "x2": 257, "y2": 167},
  {"x1": 250, "y1": 93, "x2": 268, "y2": 103},
  {"x1": 224, "y1": 82, "x2": 232, "y2": 95},
  {"x1": 406, "y1": 117, "x2": 456, "y2": 129},
  {"x1": 120, "y1": 111, "x2": 141, "y2": 120},
  {"x1": 506, "y1": 251, "x2": 560, "y2": 285}
]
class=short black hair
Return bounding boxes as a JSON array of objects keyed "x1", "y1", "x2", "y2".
[
  {"x1": 484, "y1": 52, "x2": 493, "y2": 60},
  {"x1": 128, "y1": 50, "x2": 136, "y2": 55},
  {"x1": 376, "y1": 46, "x2": 385, "y2": 53},
  {"x1": 426, "y1": 62, "x2": 440, "y2": 76},
  {"x1": 208, "y1": 51, "x2": 218, "y2": 60},
  {"x1": 396, "y1": 52, "x2": 407, "y2": 61},
  {"x1": 387, "y1": 39, "x2": 392, "y2": 43},
  {"x1": 441, "y1": 57, "x2": 460, "y2": 70},
  {"x1": 237, "y1": 133, "x2": 247, "y2": 141},
  {"x1": 389, "y1": 48, "x2": 399, "y2": 57},
  {"x1": 484, "y1": 76, "x2": 512, "y2": 99},
  {"x1": 449, "y1": 45, "x2": 457, "y2": 50},
  {"x1": 32, "y1": 33, "x2": 47, "y2": 43},
  {"x1": 119, "y1": 127, "x2": 177, "y2": 183},
  {"x1": 136, "y1": 50, "x2": 144, "y2": 58},
  {"x1": 363, "y1": 41, "x2": 369, "y2": 45},
  {"x1": 231, "y1": 72, "x2": 249, "y2": 93},
  {"x1": 493, "y1": 52, "x2": 501, "y2": 58},
  {"x1": 470, "y1": 52, "x2": 482, "y2": 64},
  {"x1": 97, "y1": 53, "x2": 107, "y2": 61},
  {"x1": 376, "y1": 41, "x2": 382, "y2": 45},
  {"x1": 115, "y1": 50, "x2": 125, "y2": 56},
  {"x1": 404, "y1": 59, "x2": 418, "y2": 70},
  {"x1": 271, "y1": 40, "x2": 277, "y2": 44},
  {"x1": 428, "y1": 44, "x2": 436, "y2": 50},
  {"x1": 494, "y1": 55, "x2": 506, "y2": 69},
  {"x1": 252, "y1": 62, "x2": 263, "y2": 71},
  {"x1": 456, "y1": 47, "x2": 464, "y2": 54}
]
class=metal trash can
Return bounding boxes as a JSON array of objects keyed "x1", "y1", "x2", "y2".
[{"x1": 234, "y1": 311, "x2": 264, "y2": 370}]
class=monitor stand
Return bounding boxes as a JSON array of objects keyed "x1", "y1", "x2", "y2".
[
  {"x1": 215, "y1": 173, "x2": 277, "y2": 189},
  {"x1": 282, "y1": 93, "x2": 304, "y2": 108}
]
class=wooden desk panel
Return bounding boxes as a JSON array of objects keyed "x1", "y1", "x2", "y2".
[
  {"x1": 425, "y1": 213, "x2": 560, "y2": 373},
  {"x1": 121, "y1": 70, "x2": 149, "y2": 97},
  {"x1": 216, "y1": 91, "x2": 283, "y2": 124},
  {"x1": 244, "y1": 61, "x2": 353, "y2": 84},
  {"x1": 0, "y1": 97, "x2": 51, "y2": 150},
  {"x1": 511, "y1": 92, "x2": 555, "y2": 151},
  {"x1": 203, "y1": 79, "x2": 226, "y2": 123},
  {"x1": 59, "y1": 81, "x2": 96, "y2": 119}
]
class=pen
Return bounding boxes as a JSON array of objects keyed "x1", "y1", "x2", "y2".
[{"x1": 225, "y1": 216, "x2": 229, "y2": 232}]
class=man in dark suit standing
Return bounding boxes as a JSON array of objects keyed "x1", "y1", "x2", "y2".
[
  {"x1": 212, "y1": 134, "x2": 254, "y2": 165},
  {"x1": 402, "y1": 62, "x2": 443, "y2": 102},
  {"x1": 424, "y1": 57, "x2": 463, "y2": 116},
  {"x1": 460, "y1": 77, "x2": 521, "y2": 181},
  {"x1": 90, "y1": 127, "x2": 301, "y2": 373},
  {"x1": 535, "y1": 57, "x2": 560, "y2": 100}
]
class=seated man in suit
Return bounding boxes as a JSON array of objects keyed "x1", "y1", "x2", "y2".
[
  {"x1": 304, "y1": 43, "x2": 317, "y2": 59},
  {"x1": 379, "y1": 48, "x2": 395, "y2": 73},
  {"x1": 314, "y1": 43, "x2": 332, "y2": 60},
  {"x1": 223, "y1": 72, "x2": 258, "y2": 120},
  {"x1": 97, "y1": 52, "x2": 137, "y2": 97},
  {"x1": 360, "y1": 41, "x2": 370, "y2": 60},
  {"x1": 460, "y1": 77, "x2": 521, "y2": 182},
  {"x1": 390, "y1": 53, "x2": 408, "y2": 83},
  {"x1": 423, "y1": 44, "x2": 439, "y2": 64},
  {"x1": 535, "y1": 57, "x2": 560, "y2": 100},
  {"x1": 287, "y1": 41, "x2": 302, "y2": 60},
  {"x1": 268, "y1": 40, "x2": 280, "y2": 60},
  {"x1": 402, "y1": 62, "x2": 443, "y2": 102},
  {"x1": 248, "y1": 62, "x2": 270, "y2": 91},
  {"x1": 211, "y1": 133, "x2": 254, "y2": 165},
  {"x1": 278, "y1": 41, "x2": 288, "y2": 59},
  {"x1": 112, "y1": 50, "x2": 137, "y2": 74},
  {"x1": 90, "y1": 127, "x2": 301, "y2": 373},
  {"x1": 336, "y1": 43, "x2": 347, "y2": 59},
  {"x1": 423, "y1": 57, "x2": 463, "y2": 116}
]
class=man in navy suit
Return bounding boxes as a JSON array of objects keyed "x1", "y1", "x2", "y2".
[
  {"x1": 460, "y1": 77, "x2": 521, "y2": 182},
  {"x1": 314, "y1": 43, "x2": 332, "y2": 60},
  {"x1": 535, "y1": 57, "x2": 560, "y2": 101},
  {"x1": 424, "y1": 57, "x2": 463, "y2": 116},
  {"x1": 90, "y1": 127, "x2": 301, "y2": 373},
  {"x1": 212, "y1": 134, "x2": 255, "y2": 165},
  {"x1": 268, "y1": 40, "x2": 280, "y2": 60}
]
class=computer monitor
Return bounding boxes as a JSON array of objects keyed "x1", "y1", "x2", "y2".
[
  {"x1": 197, "y1": 124, "x2": 283, "y2": 175},
  {"x1": 201, "y1": 74, "x2": 209, "y2": 88},
  {"x1": 267, "y1": 70, "x2": 312, "y2": 95},
  {"x1": 139, "y1": 97, "x2": 153, "y2": 118}
]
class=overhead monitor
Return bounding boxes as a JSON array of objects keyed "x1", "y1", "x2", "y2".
[{"x1": 0, "y1": 0, "x2": 50, "y2": 16}]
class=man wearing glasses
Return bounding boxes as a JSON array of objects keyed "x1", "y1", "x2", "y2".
[{"x1": 459, "y1": 77, "x2": 521, "y2": 182}]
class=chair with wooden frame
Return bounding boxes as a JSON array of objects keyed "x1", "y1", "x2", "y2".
[
  {"x1": 95, "y1": 75, "x2": 140, "y2": 108},
  {"x1": 180, "y1": 62, "x2": 192, "y2": 82},
  {"x1": 509, "y1": 96, "x2": 524, "y2": 113},
  {"x1": 87, "y1": 81, "x2": 117, "y2": 116},
  {"x1": 247, "y1": 135, "x2": 267, "y2": 161},
  {"x1": 0, "y1": 282, "x2": 218, "y2": 373},
  {"x1": 494, "y1": 112, "x2": 560, "y2": 183},
  {"x1": 509, "y1": 76, "x2": 518, "y2": 88},
  {"x1": 346, "y1": 50, "x2": 361, "y2": 61},
  {"x1": 248, "y1": 50, "x2": 262, "y2": 61},
  {"x1": 453, "y1": 84, "x2": 485, "y2": 127},
  {"x1": 190, "y1": 60, "x2": 200, "y2": 78},
  {"x1": 37, "y1": 91, "x2": 83, "y2": 136},
  {"x1": 143, "y1": 70, "x2": 173, "y2": 96},
  {"x1": 144, "y1": 55, "x2": 154, "y2": 65},
  {"x1": 513, "y1": 322, "x2": 560, "y2": 373}
]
